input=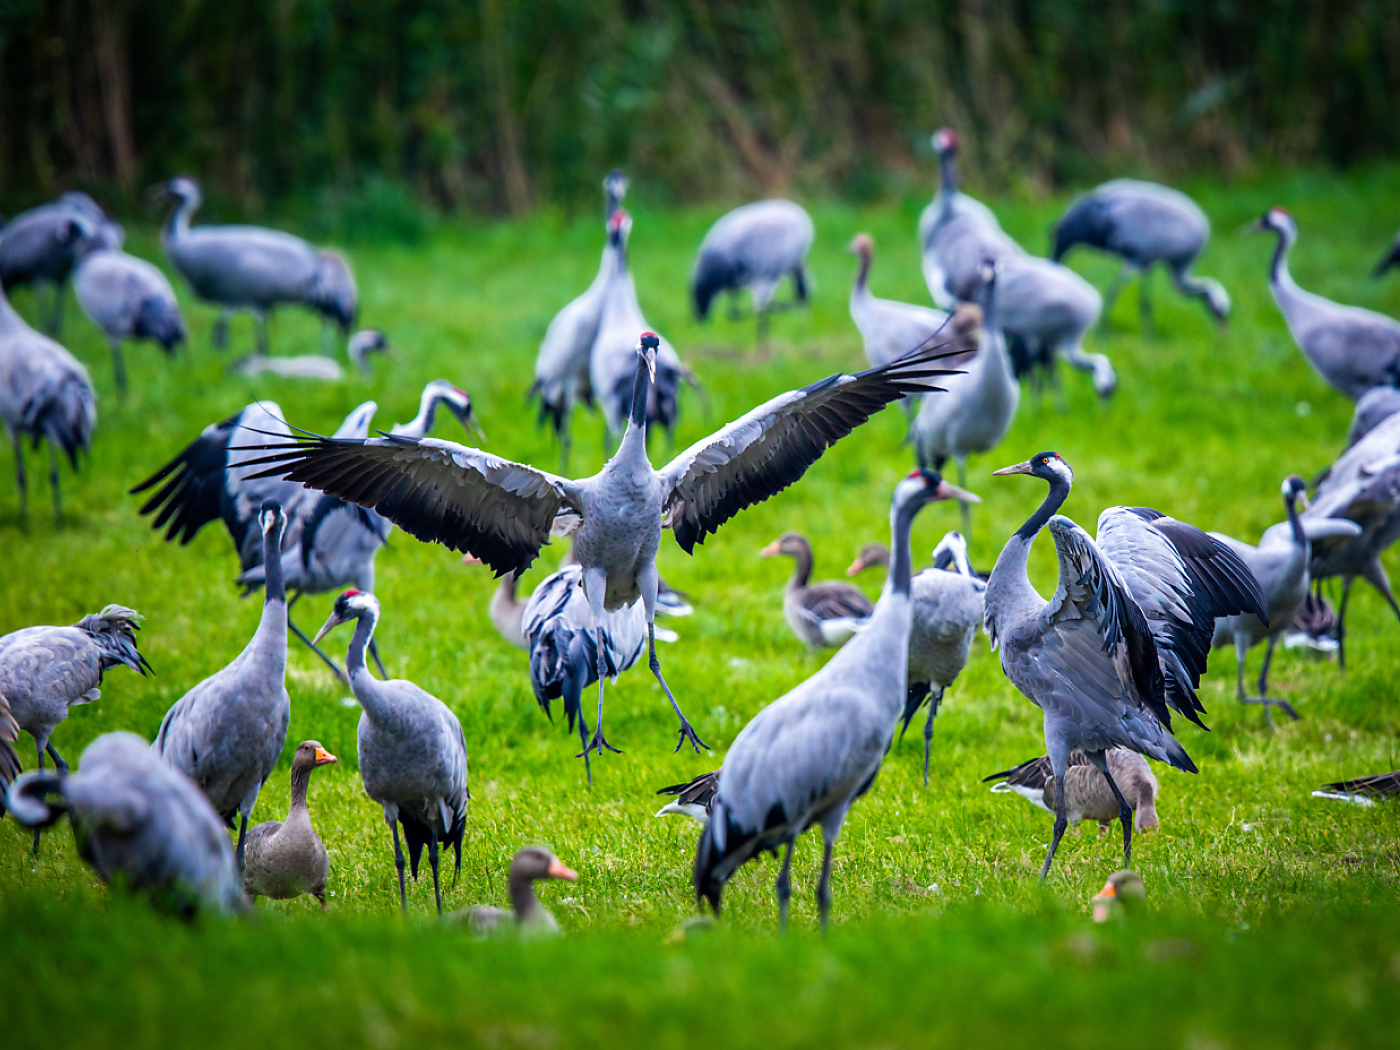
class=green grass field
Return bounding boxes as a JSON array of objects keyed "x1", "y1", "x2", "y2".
[{"x1": 4, "y1": 165, "x2": 1400, "y2": 1048}]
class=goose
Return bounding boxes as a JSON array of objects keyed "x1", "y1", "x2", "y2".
[
  {"x1": 1210, "y1": 476, "x2": 1362, "y2": 724},
  {"x1": 985, "y1": 451, "x2": 1267, "y2": 877},
  {"x1": 0, "y1": 268, "x2": 97, "y2": 525},
  {"x1": 695, "y1": 470, "x2": 976, "y2": 930},
  {"x1": 1312, "y1": 770, "x2": 1400, "y2": 805},
  {"x1": 151, "y1": 500, "x2": 291, "y2": 870},
  {"x1": 314, "y1": 591, "x2": 469, "y2": 915},
  {"x1": 1251, "y1": 208, "x2": 1400, "y2": 398},
  {"x1": 1092, "y1": 869, "x2": 1145, "y2": 922},
  {"x1": 157, "y1": 176, "x2": 356, "y2": 354},
  {"x1": 240, "y1": 332, "x2": 959, "y2": 770},
  {"x1": 72, "y1": 233, "x2": 186, "y2": 395},
  {"x1": 909, "y1": 262, "x2": 1019, "y2": 531},
  {"x1": 452, "y1": 847, "x2": 577, "y2": 936},
  {"x1": 1052, "y1": 179, "x2": 1229, "y2": 328},
  {"x1": 6, "y1": 732, "x2": 245, "y2": 916},
  {"x1": 846, "y1": 530, "x2": 985, "y2": 784},
  {"x1": 691, "y1": 200, "x2": 814, "y2": 339},
  {"x1": 983, "y1": 748, "x2": 1160, "y2": 836},
  {"x1": 242, "y1": 740, "x2": 337, "y2": 907},
  {"x1": 655, "y1": 770, "x2": 718, "y2": 823},
  {"x1": 531, "y1": 172, "x2": 629, "y2": 464},
  {"x1": 762, "y1": 532, "x2": 874, "y2": 649}
]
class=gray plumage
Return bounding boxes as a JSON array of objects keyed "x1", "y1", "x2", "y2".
[
  {"x1": 158, "y1": 176, "x2": 356, "y2": 354},
  {"x1": 239, "y1": 334, "x2": 960, "y2": 768},
  {"x1": 762, "y1": 532, "x2": 873, "y2": 649},
  {"x1": 531, "y1": 173, "x2": 628, "y2": 461},
  {"x1": 910, "y1": 263, "x2": 1020, "y2": 532},
  {"x1": 1052, "y1": 179, "x2": 1229, "y2": 326},
  {"x1": 655, "y1": 770, "x2": 718, "y2": 823},
  {"x1": 984, "y1": 748, "x2": 1160, "y2": 834},
  {"x1": 849, "y1": 531, "x2": 986, "y2": 785},
  {"x1": 451, "y1": 847, "x2": 576, "y2": 937},
  {"x1": 242, "y1": 740, "x2": 337, "y2": 907},
  {"x1": 0, "y1": 689, "x2": 20, "y2": 810},
  {"x1": 0, "y1": 605, "x2": 150, "y2": 779},
  {"x1": 5, "y1": 732, "x2": 244, "y2": 916},
  {"x1": 919, "y1": 129, "x2": 1110, "y2": 397},
  {"x1": 1347, "y1": 386, "x2": 1400, "y2": 448},
  {"x1": 849, "y1": 232, "x2": 965, "y2": 373},
  {"x1": 691, "y1": 199, "x2": 813, "y2": 332},
  {"x1": 523, "y1": 561, "x2": 649, "y2": 783},
  {"x1": 1302, "y1": 410, "x2": 1400, "y2": 667},
  {"x1": 588, "y1": 210, "x2": 690, "y2": 445},
  {"x1": 314, "y1": 591, "x2": 469, "y2": 915},
  {"x1": 694, "y1": 471, "x2": 972, "y2": 929},
  {"x1": 985, "y1": 452, "x2": 1266, "y2": 878},
  {"x1": 1211, "y1": 476, "x2": 1361, "y2": 723},
  {"x1": 72, "y1": 237, "x2": 186, "y2": 395},
  {"x1": 152, "y1": 500, "x2": 291, "y2": 869},
  {"x1": 0, "y1": 272, "x2": 97, "y2": 525},
  {"x1": 0, "y1": 192, "x2": 119, "y2": 336},
  {"x1": 1253, "y1": 208, "x2": 1400, "y2": 399}
]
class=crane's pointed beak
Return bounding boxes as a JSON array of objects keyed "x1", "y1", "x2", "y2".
[
  {"x1": 313, "y1": 746, "x2": 338, "y2": 766},
  {"x1": 646, "y1": 347, "x2": 657, "y2": 385},
  {"x1": 1240, "y1": 216, "x2": 1267, "y2": 235},
  {"x1": 934, "y1": 479, "x2": 980, "y2": 503},
  {"x1": 546, "y1": 858, "x2": 578, "y2": 881},
  {"x1": 992, "y1": 460, "x2": 1035, "y2": 476},
  {"x1": 466, "y1": 412, "x2": 487, "y2": 444},
  {"x1": 312, "y1": 612, "x2": 345, "y2": 646}
]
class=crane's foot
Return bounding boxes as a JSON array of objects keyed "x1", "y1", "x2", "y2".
[
  {"x1": 578, "y1": 727, "x2": 623, "y2": 759},
  {"x1": 673, "y1": 718, "x2": 710, "y2": 755},
  {"x1": 1242, "y1": 695, "x2": 1301, "y2": 728}
]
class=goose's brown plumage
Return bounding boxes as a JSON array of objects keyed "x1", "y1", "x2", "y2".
[{"x1": 242, "y1": 740, "x2": 337, "y2": 906}]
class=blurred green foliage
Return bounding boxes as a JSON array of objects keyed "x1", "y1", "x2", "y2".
[{"x1": 3, "y1": 0, "x2": 1399, "y2": 220}]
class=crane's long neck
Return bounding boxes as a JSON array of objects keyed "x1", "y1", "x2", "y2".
[
  {"x1": 886, "y1": 497, "x2": 922, "y2": 599},
  {"x1": 853, "y1": 249, "x2": 871, "y2": 297},
  {"x1": 1269, "y1": 227, "x2": 1300, "y2": 299},
  {"x1": 256, "y1": 523, "x2": 288, "y2": 656},
  {"x1": 987, "y1": 475, "x2": 1071, "y2": 626},
  {"x1": 1284, "y1": 491, "x2": 1305, "y2": 549},
  {"x1": 165, "y1": 193, "x2": 198, "y2": 242},
  {"x1": 346, "y1": 608, "x2": 379, "y2": 681},
  {"x1": 938, "y1": 150, "x2": 958, "y2": 202},
  {"x1": 617, "y1": 354, "x2": 653, "y2": 458},
  {"x1": 401, "y1": 390, "x2": 440, "y2": 440},
  {"x1": 0, "y1": 283, "x2": 23, "y2": 334}
]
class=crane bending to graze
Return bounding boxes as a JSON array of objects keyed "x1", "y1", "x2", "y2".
[
  {"x1": 523, "y1": 562, "x2": 649, "y2": 784},
  {"x1": 1052, "y1": 179, "x2": 1230, "y2": 328},
  {"x1": 1252, "y1": 208, "x2": 1400, "y2": 399},
  {"x1": 985, "y1": 451, "x2": 1267, "y2": 878},
  {"x1": 691, "y1": 200, "x2": 814, "y2": 339},
  {"x1": 589, "y1": 210, "x2": 691, "y2": 448},
  {"x1": 0, "y1": 263, "x2": 97, "y2": 526},
  {"x1": 531, "y1": 171, "x2": 628, "y2": 464},
  {"x1": 241, "y1": 332, "x2": 961, "y2": 769},
  {"x1": 314, "y1": 591, "x2": 469, "y2": 915},
  {"x1": 235, "y1": 382, "x2": 479, "y2": 679},
  {"x1": 157, "y1": 176, "x2": 356, "y2": 354},
  {"x1": 694, "y1": 470, "x2": 976, "y2": 930},
  {"x1": 1210, "y1": 477, "x2": 1361, "y2": 725},
  {"x1": 152, "y1": 500, "x2": 291, "y2": 871},
  {"x1": 1302, "y1": 411, "x2": 1400, "y2": 668},
  {"x1": 0, "y1": 191, "x2": 119, "y2": 336},
  {"x1": 73, "y1": 230, "x2": 186, "y2": 395},
  {"x1": 7, "y1": 732, "x2": 245, "y2": 917}
]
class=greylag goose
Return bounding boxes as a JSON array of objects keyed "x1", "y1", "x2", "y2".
[
  {"x1": 762, "y1": 532, "x2": 874, "y2": 649},
  {"x1": 452, "y1": 847, "x2": 577, "y2": 936},
  {"x1": 243, "y1": 740, "x2": 338, "y2": 907},
  {"x1": 984, "y1": 749, "x2": 1160, "y2": 836}
]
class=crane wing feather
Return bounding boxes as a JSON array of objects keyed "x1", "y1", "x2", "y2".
[{"x1": 660, "y1": 343, "x2": 963, "y2": 552}]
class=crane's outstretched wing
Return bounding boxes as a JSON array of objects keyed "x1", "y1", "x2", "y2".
[
  {"x1": 1095, "y1": 506, "x2": 1267, "y2": 728},
  {"x1": 236, "y1": 434, "x2": 575, "y2": 576},
  {"x1": 129, "y1": 413, "x2": 241, "y2": 544},
  {"x1": 1043, "y1": 516, "x2": 1169, "y2": 731},
  {"x1": 660, "y1": 342, "x2": 962, "y2": 552}
]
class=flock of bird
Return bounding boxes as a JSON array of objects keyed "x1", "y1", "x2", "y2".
[{"x1": 3, "y1": 126, "x2": 1400, "y2": 931}]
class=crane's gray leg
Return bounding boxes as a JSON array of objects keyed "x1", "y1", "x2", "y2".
[
  {"x1": 580, "y1": 567, "x2": 621, "y2": 760},
  {"x1": 254, "y1": 311, "x2": 270, "y2": 356},
  {"x1": 45, "y1": 742, "x2": 69, "y2": 774},
  {"x1": 9, "y1": 428, "x2": 26, "y2": 520},
  {"x1": 48, "y1": 281, "x2": 67, "y2": 338},
  {"x1": 32, "y1": 739, "x2": 45, "y2": 853},
  {"x1": 108, "y1": 336, "x2": 129, "y2": 398},
  {"x1": 567, "y1": 664, "x2": 595, "y2": 786},
  {"x1": 48, "y1": 443, "x2": 63, "y2": 528},
  {"x1": 1138, "y1": 266, "x2": 1155, "y2": 334},
  {"x1": 1233, "y1": 632, "x2": 1249, "y2": 702},
  {"x1": 775, "y1": 837, "x2": 796, "y2": 934},
  {"x1": 1245, "y1": 634, "x2": 1300, "y2": 725},
  {"x1": 1363, "y1": 557, "x2": 1400, "y2": 627},
  {"x1": 817, "y1": 815, "x2": 843, "y2": 934},
  {"x1": 428, "y1": 826, "x2": 442, "y2": 916},
  {"x1": 1337, "y1": 577, "x2": 1355, "y2": 672},
  {"x1": 211, "y1": 310, "x2": 230, "y2": 350},
  {"x1": 1099, "y1": 262, "x2": 1132, "y2": 332},
  {"x1": 756, "y1": 310, "x2": 771, "y2": 346},
  {"x1": 235, "y1": 811, "x2": 250, "y2": 871},
  {"x1": 390, "y1": 818, "x2": 408, "y2": 914},
  {"x1": 321, "y1": 318, "x2": 333, "y2": 356},
  {"x1": 1039, "y1": 732, "x2": 1071, "y2": 881},
  {"x1": 922, "y1": 687, "x2": 945, "y2": 788},
  {"x1": 1085, "y1": 750, "x2": 1133, "y2": 868},
  {"x1": 639, "y1": 563, "x2": 708, "y2": 753}
]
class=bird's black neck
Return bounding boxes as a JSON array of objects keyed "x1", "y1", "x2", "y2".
[
  {"x1": 1269, "y1": 229, "x2": 1290, "y2": 286},
  {"x1": 1285, "y1": 491, "x2": 1305, "y2": 548},
  {"x1": 889, "y1": 501, "x2": 922, "y2": 597},
  {"x1": 629, "y1": 355, "x2": 652, "y2": 431},
  {"x1": 347, "y1": 609, "x2": 379, "y2": 677},
  {"x1": 262, "y1": 525, "x2": 286, "y2": 605},
  {"x1": 939, "y1": 151, "x2": 958, "y2": 199},
  {"x1": 1016, "y1": 475, "x2": 1071, "y2": 542}
]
